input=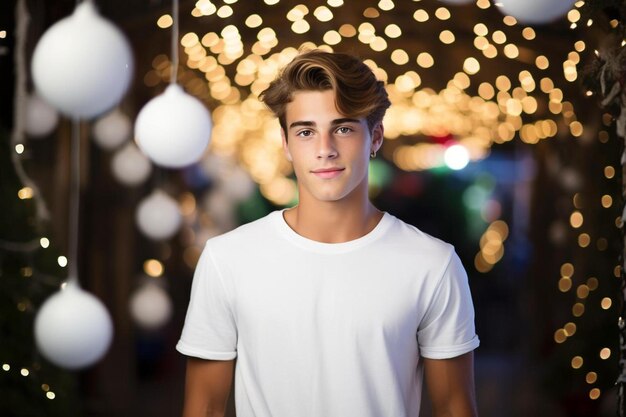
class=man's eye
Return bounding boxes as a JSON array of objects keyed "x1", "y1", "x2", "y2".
[
  {"x1": 336, "y1": 127, "x2": 353, "y2": 134},
  {"x1": 297, "y1": 130, "x2": 313, "y2": 137}
]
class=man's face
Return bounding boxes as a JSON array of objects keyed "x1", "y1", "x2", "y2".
[{"x1": 282, "y1": 89, "x2": 383, "y2": 204}]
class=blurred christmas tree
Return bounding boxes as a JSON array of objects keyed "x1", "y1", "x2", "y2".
[
  {"x1": 0, "y1": 1, "x2": 80, "y2": 415},
  {"x1": 0, "y1": 127, "x2": 80, "y2": 415}
]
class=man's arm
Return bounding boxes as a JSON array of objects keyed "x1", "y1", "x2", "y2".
[
  {"x1": 423, "y1": 351, "x2": 478, "y2": 417},
  {"x1": 182, "y1": 357, "x2": 234, "y2": 417}
]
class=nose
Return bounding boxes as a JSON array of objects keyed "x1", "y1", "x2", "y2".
[{"x1": 317, "y1": 132, "x2": 338, "y2": 159}]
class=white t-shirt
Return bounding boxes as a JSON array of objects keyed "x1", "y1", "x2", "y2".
[{"x1": 177, "y1": 210, "x2": 479, "y2": 417}]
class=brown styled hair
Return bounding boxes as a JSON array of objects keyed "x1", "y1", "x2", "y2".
[{"x1": 259, "y1": 50, "x2": 391, "y2": 134}]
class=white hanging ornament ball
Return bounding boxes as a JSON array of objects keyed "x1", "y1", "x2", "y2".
[
  {"x1": 135, "y1": 84, "x2": 212, "y2": 168},
  {"x1": 24, "y1": 95, "x2": 59, "y2": 138},
  {"x1": 93, "y1": 109, "x2": 131, "y2": 150},
  {"x1": 31, "y1": 1, "x2": 133, "y2": 119},
  {"x1": 129, "y1": 282, "x2": 173, "y2": 330},
  {"x1": 496, "y1": 0, "x2": 576, "y2": 25},
  {"x1": 34, "y1": 282, "x2": 113, "y2": 369},
  {"x1": 136, "y1": 189, "x2": 182, "y2": 240},
  {"x1": 111, "y1": 142, "x2": 152, "y2": 186}
]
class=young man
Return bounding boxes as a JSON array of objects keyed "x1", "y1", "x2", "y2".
[{"x1": 177, "y1": 50, "x2": 480, "y2": 417}]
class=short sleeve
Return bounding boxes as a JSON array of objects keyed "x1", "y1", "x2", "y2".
[
  {"x1": 417, "y1": 249, "x2": 479, "y2": 359},
  {"x1": 176, "y1": 244, "x2": 237, "y2": 360}
]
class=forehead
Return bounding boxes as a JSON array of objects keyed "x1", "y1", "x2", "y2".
[{"x1": 285, "y1": 90, "x2": 354, "y2": 124}]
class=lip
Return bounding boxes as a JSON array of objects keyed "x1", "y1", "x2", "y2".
[{"x1": 311, "y1": 167, "x2": 345, "y2": 179}]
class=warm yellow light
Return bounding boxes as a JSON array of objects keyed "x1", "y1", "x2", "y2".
[
  {"x1": 601, "y1": 297, "x2": 612, "y2": 310},
  {"x1": 483, "y1": 45, "x2": 497, "y2": 59},
  {"x1": 574, "y1": 40, "x2": 586, "y2": 52},
  {"x1": 435, "y1": 7, "x2": 451, "y2": 20},
  {"x1": 327, "y1": 0, "x2": 343, "y2": 6},
  {"x1": 287, "y1": 5, "x2": 308, "y2": 21},
  {"x1": 492, "y1": 30, "x2": 506, "y2": 44},
  {"x1": 40, "y1": 237, "x2": 50, "y2": 248},
  {"x1": 413, "y1": 9, "x2": 429, "y2": 22},
  {"x1": 0, "y1": 30, "x2": 6, "y2": 38},
  {"x1": 522, "y1": 27, "x2": 535, "y2": 40},
  {"x1": 495, "y1": 75, "x2": 511, "y2": 91},
  {"x1": 601, "y1": 195, "x2": 613, "y2": 208},
  {"x1": 46, "y1": 392, "x2": 56, "y2": 400},
  {"x1": 535, "y1": 55, "x2": 549, "y2": 70},
  {"x1": 245, "y1": 14, "x2": 263, "y2": 28},
  {"x1": 314, "y1": 6, "x2": 333, "y2": 22},
  {"x1": 257, "y1": 27, "x2": 276, "y2": 43},
  {"x1": 363, "y1": 7, "x2": 380, "y2": 18},
  {"x1": 503, "y1": 44, "x2": 519, "y2": 59},
  {"x1": 570, "y1": 121, "x2": 583, "y2": 137},
  {"x1": 21, "y1": 368, "x2": 29, "y2": 376},
  {"x1": 558, "y1": 277, "x2": 572, "y2": 292},
  {"x1": 378, "y1": 0, "x2": 395, "y2": 11},
  {"x1": 573, "y1": 302, "x2": 585, "y2": 317},
  {"x1": 157, "y1": 14, "x2": 173, "y2": 28},
  {"x1": 17, "y1": 187, "x2": 33, "y2": 199},
  {"x1": 568, "y1": 9, "x2": 581, "y2": 23},
  {"x1": 571, "y1": 356, "x2": 583, "y2": 369},
  {"x1": 600, "y1": 348, "x2": 611, "y2": 360},
  {"x1": 554, "y1": 329, "x2": 567, "y2": 343},
  {"x1": 463, "y1": 57, "x2": 480, "y2": 75},
  {"x1": 369, "y1": 37, "x2": 388, "y2": 52},
  {"x1": 323, "y1": 30, "x2": 341, "y2": 45},
  {"x1": 589, "y1": 388, "x2": 600, "y2": 400},
  {"x1": 181, "y1": 32, "x2": 199, "y2": 48},
  {"x1": 144, "y1": 259, "x2": 164, "y2": 277},
  {"x1": 385, "y1": 24, "x2": 402, "y2": 38},
  {"x1": 576, "y1": 283, "x2": 590, "y2": 298},
  {"x1": 478, "y1": 82, "x2": 495, "y2": 100},
  {"x1": 605, "y1": 166, "x2": 615, "y2": 179},
  {"x1": 391, "y1": 49, "x2": 409, "y2": 65},
  {"x1": 57, "y1": 256, "x2": 68, "y2": 267},
  {"x1": 476, "y1": 0, "x2": 490, "y2": 9},
  {"x1": 561, "y1": 263, "x2": 574, "y2": 278},
  {"x1": 339, "y1": 24, "x2": 357, "y2": 37},
  {"x1": 292, "y1": 20, "x2": 311, "y2": 34},
  {"x1": 216, "y1": 5, "x2": 233, "y2": 18},
  {"x1": 15, "y1": 144, "x2": 24, "y2": 154},
  {"x1": 439, "y1": 30, "x2": 455, "y2": 44},
  {"x1": 586, "y1": 372, "x2": 598, "y2": 384},
  {"x1": 473, "y1": 23, "x2": 488, "y2": 36},
  {"x1": 570, "y1": 211, "x2": 583, "y2": 228},
  {"x1": 503, "y1": 15, "x2": 517, "y2": 26},
  {"x1": 474, "y1": 36, "x2": 489, "y2": 51},
  {"x1": 564, "y1": 322, "x2": 576, "y2": 336},
  {"x1": 416, "y1": 52, "x2": 434, "y2": 68}
]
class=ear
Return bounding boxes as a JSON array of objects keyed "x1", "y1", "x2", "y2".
[
  {"x1": 281, "y1": 128, "x2": 292, "y2": 162},
  {"x1": 370, "y1": 122, "x2": 384, "y2": 154}
]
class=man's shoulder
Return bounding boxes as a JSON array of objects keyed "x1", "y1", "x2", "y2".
[
  {"x1": 385, "y1": 214, "x2": 455, "y2": 261},
  {"x1": 204, "y1": 210, "x2": 280, "y2": 250}
]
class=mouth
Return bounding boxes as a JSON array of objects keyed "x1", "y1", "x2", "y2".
[{"x1": 311, "y1": 167, "x2": 345, "y2": 179}]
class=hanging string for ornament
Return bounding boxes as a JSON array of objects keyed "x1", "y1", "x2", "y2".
[
  {"x1": 11, "y1": 0, "x2": 50, "y2": 221},
  {"x1": 67, "y1": 119, "x2": 81, "y2": 285},
  {"x1": 135, "y1": 0, "x2": 213, "y2": 169},
  {"x1": 170, "y1": 0, "x2": 179, "y2": 85}
]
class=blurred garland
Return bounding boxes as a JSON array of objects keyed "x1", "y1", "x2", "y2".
[{"x1": 581, "y1": 1, "x2": 626, "y2": 415}]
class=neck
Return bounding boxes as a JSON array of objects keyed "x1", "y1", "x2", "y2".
[{"x1": 283, "y1": 182, "x2": 383, "y2": 243}]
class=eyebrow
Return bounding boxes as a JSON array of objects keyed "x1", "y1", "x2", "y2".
[{"x1": 288, "y1": 118, "x2": 361, "y2": 130}]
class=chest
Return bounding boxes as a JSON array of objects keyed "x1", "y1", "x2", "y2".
[{"x1": 231, "y1": 253, "x2": 429, "y2": 347}]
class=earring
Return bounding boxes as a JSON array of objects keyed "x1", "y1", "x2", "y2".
[{"x1": 370, "y1": 150, "x2": 377, "y2": 159}]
